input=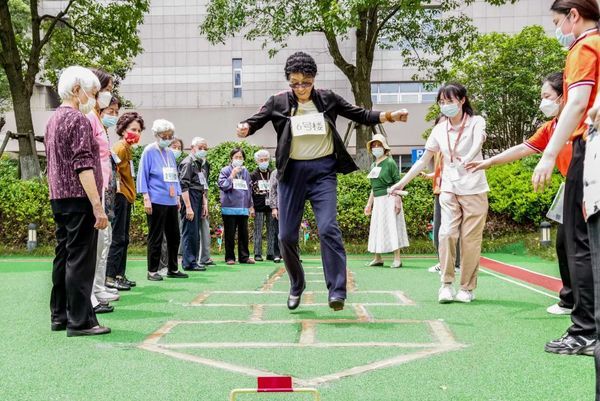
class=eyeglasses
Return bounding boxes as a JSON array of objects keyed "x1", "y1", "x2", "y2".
[
  {"x1": 289, "y1": 82, "x2": 314, "y2": 89},
  {"x1": 437, "y1": 99, "x2": 458, "y2": 106}
]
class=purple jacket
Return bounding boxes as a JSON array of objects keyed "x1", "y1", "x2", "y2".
[{"x1": 218, "y1": 165, "x2": 253, "y2": 214}]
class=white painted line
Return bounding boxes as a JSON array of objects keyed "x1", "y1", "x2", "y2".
[
  {"x1": 480, "y1": 268, "x2": 559, "y2": 300},
  {"x1": 482, "y1": 256, "x2": 561, "y2": 280},
  {"x1": 393, "y1": 291, "x2": 416, "y2": 306},
  {"x1": 158, "y1": 342, "x2": 441, "y2": 349},
  {"x1": 249, "y1": 304, "x2": 264, "y2": 322},
  {"x1": 299, "y1": 321, "x2": 317, "y2": 345},
  {"x1": 353, "y1": 304, "x2": 373, "y2": 322}
]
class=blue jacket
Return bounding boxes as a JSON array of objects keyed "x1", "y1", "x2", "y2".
[{"x1": 218, "y1": 165, "x2": 253, "y2": 215}]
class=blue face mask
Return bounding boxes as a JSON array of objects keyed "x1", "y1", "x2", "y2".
[
  {"x1": 171, "y1": 149, "x2": 182, "y2": 159},
  {"x1": 158, "y1": 139, "x2": 172, "y2": 149},
  {"x1": 556, "y1": 14, "x2": 576, "y2": 48},
  {"x1": 259, "y1": 161, "x2": 269, "y2": 171},
  {"x1": 441, "y1": 103, "x2": 460, "y2": 118},
  {"x1": 196, "y1": 149, "x2": 207, "y2": 159},
  {"x1": 102, "y1": 115, "x2": 118, "y2": 128},
  {"x1": 371, "y1": 147, "x2": 385, "y2": 158}
]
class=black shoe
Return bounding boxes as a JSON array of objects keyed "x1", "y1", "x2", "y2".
[
  {"x1": 67, "y1": 326, "x2": 111, "y2": 337},
  {"x1": 147, "y1": 272, "x2": 164, "y2": 281},
  {"x1": 545, "y1": 333, "x2": 596, "y2": 356},
  {"x1": 167, "y1": 270, "x2": 189, "y2": 278},
  {"x1": 287, "y1": 294, "x2": 301, "y2": 310},
  {"x1": 266, "y1": 255, "x2": 274, "y2": 261},
  {"x1": 328, "y1": 297, "x2": 345, "y2": 311},
  {"x1": 106, "y1": 277, "x2": 131, "y2": 291},
  {"x1": 255, "y1": 256, "x2": 264, "y2": 262},
  {"x1": 183, "y1": 265, "x2": 206, "y2": 272},
  {"x1": 274, "y1": 257, "x2": 282, "y2": 263},
  {"x1": 121, "y1": 276, "x2": 136, "y2": 287},
  {"x1": 204, "y1": 260, "x2": 216, "y2": 266},
  {"x1": 93, "y1": 304, "x2": 114, "y2": 314},
  {"x1": 51, "y1": 321, "x2": 66, "y2": 331}
]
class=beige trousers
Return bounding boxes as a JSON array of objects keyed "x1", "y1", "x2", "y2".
[{"x1": 438, "y1": 191, "x2": 488, "y2": 291}]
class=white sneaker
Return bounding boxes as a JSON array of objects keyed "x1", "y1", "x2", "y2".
[
  {"x1": 455, "y1": 289, "x2": 474, "y2": 303},
  {"x1": 96, "y1": 291, "x2": 120, "y2": 303},
  {"x1": 438, "y1": 285, "x2": 455, "y2": 303},
  {"x1": 158, "y1": 268, "x2": 168, "y2": 277},
  {"x1": 546, "y1": 303, "x2": 572, "y2": 315},
  {"x1": 105, "y1": 287, "x2": 119, "y2": 294},
  {"x1": 428, "y1": 263, "x2": 441, "y2": 274}
]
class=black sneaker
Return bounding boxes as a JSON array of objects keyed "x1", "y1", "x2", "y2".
[
  {"x1": 121, "y1": 276, "x2": 136, "y2": 287},
  {"x1": 147, "y1": 272, "x2": 164, "y2": 281},
  {"x1": 183, "y1": 265, "x2": 207, "y2": 272},
  {"x1": 167, "y1": 270, "x2": 189, "y2": 278},
  {"x1": 266, "y1": 255, "x2": 274, "y2": 261},
  {"x1": 544, "y1": 333, "x2": 596, "y2": 356},
  {"x1": 106, "y1": 277, "x2": 131, "y2": 291}
]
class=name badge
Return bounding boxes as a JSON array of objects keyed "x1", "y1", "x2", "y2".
[
  {"x1": 130, "y1": 160, "x2": 136, "y2": 178},
  {"x1": 290, "y1": 113, "x2": 327, "y2": 137},
  {"x1": 163, "y1": 167, "x2": 178, "y2": 182},
  {"x1": 233, "y1": 179, "x2": 248, "y2": 190},
  {"x1": 367, "y1": 167, "x2": 382, "y2": 179},
  {"x1": 446, "y1": 165, "x2": 461, "y2": 182},
  {"x1": 111, "y1": 151, "x2": 121, "y2": 165},
  {"x1": 258, "y1": 180, "x2": 270, "y2": 191},
  {"x1": 198, "y1": 172, "x2": 207, "y2": 186}
]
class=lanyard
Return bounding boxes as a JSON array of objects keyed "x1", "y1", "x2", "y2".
[
  {"x1": 446, "y1": 115, "x2": 467, "y2": 164},
  {"x1": 156, "y1": 144, "x2": 172, "y2": 168}
]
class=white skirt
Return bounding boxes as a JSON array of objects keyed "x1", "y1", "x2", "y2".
[{"x1": 368, "y1": 195, "x2": 410, "y2": 254}]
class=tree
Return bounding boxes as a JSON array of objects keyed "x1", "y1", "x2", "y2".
[
  {"x1": 426, "y1": 26, "x2": 566, "y2": 156},
  {"x1": 0, "y1": 0, "x2": 149, "y2": 179},
  {"x1": 200, "y1": 0, "x2": 517, "y2": 169}
]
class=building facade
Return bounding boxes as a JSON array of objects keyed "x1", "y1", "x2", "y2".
[{"x1": 3, "y1": 0, "x2": 553, "y2": 166}]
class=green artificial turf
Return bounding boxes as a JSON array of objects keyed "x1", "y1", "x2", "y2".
[{"x1": 0, "y1": 254, "x2": 594, "y2": 401}]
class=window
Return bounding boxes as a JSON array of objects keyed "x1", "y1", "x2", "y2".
[
  {"x1": 232, "y1": 58, "x2": 242, "y2": 98},
  {"x1": 371, "y1": 82, "x2": 438, "y2": 104}
]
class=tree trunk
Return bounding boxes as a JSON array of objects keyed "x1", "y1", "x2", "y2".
[
  {"x1": 11, "y1": 86, "x2": 40, "y2": 179},
  {"x1": 350, "y1": 71, "x2": 374, "y2": 171}
]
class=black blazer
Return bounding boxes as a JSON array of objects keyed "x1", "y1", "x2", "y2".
[{"x1": 243, "y1": 89, "x2": 381, "y2": 181}]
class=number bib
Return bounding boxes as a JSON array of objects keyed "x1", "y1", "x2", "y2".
[
  {"x1": 198, "y1": 172, "x2": 207, "y2": 186},
  {"x1": 163, "y1": 167, "x2": 178, "y2": 183},
  {"x1": 290, "y1": 113, "x2": 327, "y2": 137},
  {"x1": 258, "y1": 180, "x2": 270, "y2": 191},
  {"x1": 367, "y1": 167, "x2": 382, "y2": 179},
  {"x1": 233, "y1": 179, "x2": 248, "y2": 190}
]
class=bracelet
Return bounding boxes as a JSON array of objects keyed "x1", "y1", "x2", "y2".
[{"x1": 385, "y1": 111, "x2": 395, "y2": 123}]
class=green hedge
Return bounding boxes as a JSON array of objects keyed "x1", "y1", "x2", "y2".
[{"x1": 0, "y1": 152, "x2": 562, "y2": 248}]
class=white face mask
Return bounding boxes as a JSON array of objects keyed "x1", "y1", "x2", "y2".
[
  {"x1": 539, "y1": 98, "x2": 561, "y2": 118},
  {"x1": 78, "y1": 88, "x2": 96, "y2": 114},
  {"x1": 97, "y1": 91, "x2": 112, "y2": 109},
  {"x1": 371, "y1": 147, "x2": 385, "y2": 158},
  {"x1": 232, "y1": 159, "x2": 244, "y2": 168}
]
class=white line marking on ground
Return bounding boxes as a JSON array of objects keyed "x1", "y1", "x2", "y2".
[{"x1": 480, "y1": 268, "x2": 559, "y2": 300}]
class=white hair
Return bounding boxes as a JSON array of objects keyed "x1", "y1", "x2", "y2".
[
  {"x1": 57, "y1": 66, "x2": 101, "y2": 100},
  {"x1": 254, "y1": 149, "x2": 270, "y2": 161},
  {"x1": 191, "y1": 137, "x2": 207, "y2": 147},
  {"x1": 152, "y1": 119, "x2": 175, "y2": 135}
]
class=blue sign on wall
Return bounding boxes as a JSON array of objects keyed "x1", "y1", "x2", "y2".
[{"x1": 411, "y1": 148, "x2": 426, "y2": 164}]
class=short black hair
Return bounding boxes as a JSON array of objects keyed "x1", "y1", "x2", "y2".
[
  {"x1": 284, "y1": 52, "x2": 318, "y2": 80},
  {"x1": 436, "y1": 82, "x2": 474, "y2": 117},
  {"x1": 90, "y1": 68, "x2": 113, "y2": 91},
  {"x1": 543, "y1": 72, "x2": 564, "y2": 97},
  {"x1": 230, "y1": 147, "x2": 246, "y2": 160}
]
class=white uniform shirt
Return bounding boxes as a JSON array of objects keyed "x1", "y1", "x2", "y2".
[{"x1": 425, "y1": 115, "x2": 489, "y2": 195}]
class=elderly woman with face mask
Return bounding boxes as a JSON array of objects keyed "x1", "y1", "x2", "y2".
[
  {"x1": 250, "y1": 149, "x2": 276, "y2": 261},
  {"x1": 45, "y1": 66, "x2": 110, "y2": 337},
  {"x1": 137, "y1": 119, "x2": 189, "y2": 281}
]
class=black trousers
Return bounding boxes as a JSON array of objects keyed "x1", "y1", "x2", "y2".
[
  {"x1": 556, "y1": 224, "x2": 574, "y2": 309},
  {"x1": 222, "y1": 215, "x2": 250, "y2": 262},
  {"x1": 50, "y1": 211, "x2": 99, "y2": 330},
  {"x1": 147, "y1": 203, "x2": 180, "y2": 272},
  {"x1": 106, "y1": 193, "x2": 132, "y2": 278},
  {"x1": 564, "y1": 137, "x2": 594, "y2": 336}
]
